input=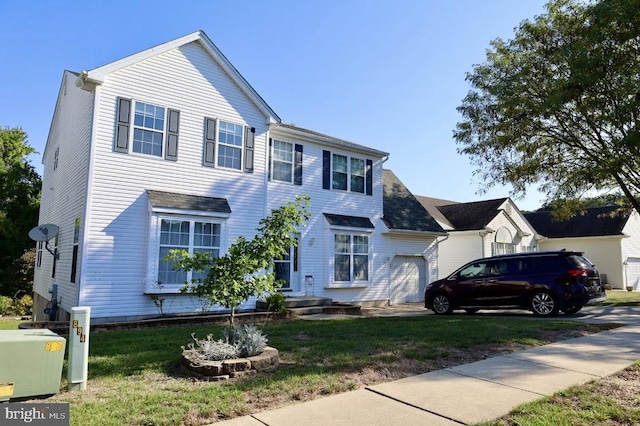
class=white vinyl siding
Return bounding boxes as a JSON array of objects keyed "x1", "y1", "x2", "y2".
[
  {"x1": 80, "y1": 41, "x2": 270, "y2": 319},
  {"x1": 33, "y1": 71, "x2": 93, "y2": 321}
]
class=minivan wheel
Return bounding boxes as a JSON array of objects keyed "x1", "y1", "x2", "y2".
[
  {"x1": 564, "y1": 305, "x2": 583, "y2": 315},
  {"x1": 530, "y1": 291, "x2": 559, "y2": 317},
  {"x1": 431, "y1": 294, "x2": 453, "y2": 315}
]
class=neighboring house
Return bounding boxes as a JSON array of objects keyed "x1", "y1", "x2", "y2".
[
  {"x1": 417, "y1": 197, "x2": 540, "y2": 279},
  {"x1": 34, "y1": 30, "x2": 444, "y2": 323},
  {"x1": 524, "y1": 206, "x2": 640, "y2": 291}
]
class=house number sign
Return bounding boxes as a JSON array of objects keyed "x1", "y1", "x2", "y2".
[{"x1": 72, "y1": 320, "x2": 86, "y2": 343}]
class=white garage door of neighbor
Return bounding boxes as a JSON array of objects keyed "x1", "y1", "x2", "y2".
[
  {"x1": 391, "y1": 256, "x2": 427, "y2": 304},
  {"x1": 626, "y1": 258, "x2": 640, "y2": 291}
]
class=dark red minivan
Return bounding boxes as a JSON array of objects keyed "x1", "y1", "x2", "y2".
[{"x1": 424, "y1": 250, "x2": 606, "y2": 317}]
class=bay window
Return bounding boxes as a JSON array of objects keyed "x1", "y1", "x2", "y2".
[
  {"x1": 334, "y1": 233, "x2": 370, "y2": 282},
  {"x1": 156, "y1": 219, "x2": 221, "y2": 289}
]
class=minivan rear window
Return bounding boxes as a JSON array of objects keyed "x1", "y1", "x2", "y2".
[{"x1": 566, "y1": 254, "x2": 594, "y2": 268}]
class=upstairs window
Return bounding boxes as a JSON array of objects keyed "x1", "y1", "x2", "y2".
[
  {"x1": 350, "y1": 158, "x2": 365, "y2": 193},
  {"x1": 268, "y1": 139, "x2": 303, "y2": 185},
  {"x1": 53, "y1": 147, "x2": 59, "y2": 170},
  {"x1": 114, "y1": 97, "x2": 179, "y2": 161},
  {"x1": 217, "y1": 121, "x2": 243, "y2": 169},
  {"x1": 272, "y1": 140, "x2": 294, "y2": 183},
  {"x1": 133, "y1": 102, "x2": 165, "y2": 157},
  {"x1": 323, "y1": 150, "x2": 373, "y2": 195},
  {"x1": 203, "y1": 118, "x2": 255, "y2": 173},
  {"x1": 332, "y1": 154, "x2": 348, "y2": 190}
]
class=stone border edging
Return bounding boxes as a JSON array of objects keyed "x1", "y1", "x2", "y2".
[{"x1": 180, "y1": 346, "x2": 280, "y2": 381}]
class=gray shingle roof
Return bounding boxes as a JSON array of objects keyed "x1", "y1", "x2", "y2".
[
  {"x1": 147, "y1": 190, "x2": 231, "y2": 213},
  {"x1": 382, "y1": 170, "x2": 446, "y2": 234},
  {"x1": 323, "y1": 213, "x2": 374, "y2": 229},
  {"x1": 524, "y1": 206, "x2": 631, "y2": 238},
  {"x1": 419, "y1": 198, "x2": 507, "y2": 231},
  {"x1": 415, "y1": 196, "x2": 459, "y2": 228}
]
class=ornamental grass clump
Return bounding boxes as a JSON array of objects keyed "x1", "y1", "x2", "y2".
[
  {"x1": 183, "y1": 333, "x2": 238, "y2": 361},
  {"x1": 224, "y1": 324, "x2": 268, "y2": 357},
  {"x1": 184, "y1": 325, "x2": 268, "y2": 361}
]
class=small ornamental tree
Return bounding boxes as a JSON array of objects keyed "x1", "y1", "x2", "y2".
[{"x1": 169, "y1": 195, "x2": 310, "y2": 337}]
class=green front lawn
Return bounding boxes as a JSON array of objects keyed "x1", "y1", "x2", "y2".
[
  {"x1": 25, "y1": 315, "x2": 614, "y2": 426},
  {"x1": 0, "y1": 317, "x2": 21, "y2": 330},
  {"x1": 602, "y1": 290, "x2": 640, "y2": 306}
]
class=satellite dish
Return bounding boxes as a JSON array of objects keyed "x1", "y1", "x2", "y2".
[{"x1": 28, "y1": 224, "x2": 59, "y2": 242}]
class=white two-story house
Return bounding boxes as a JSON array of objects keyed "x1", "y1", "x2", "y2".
[{"x1": 35, "y1": 30, "x2": 445, "y2": 323}]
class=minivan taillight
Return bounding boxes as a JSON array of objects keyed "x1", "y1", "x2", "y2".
[{"x1": 567, "y1": 269, "x2": 588, "y2": 277}]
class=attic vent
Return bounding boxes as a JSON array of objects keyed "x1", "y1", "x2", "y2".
[{"x1": 505, "y1": 204, "x2": 512, "y2": 215}]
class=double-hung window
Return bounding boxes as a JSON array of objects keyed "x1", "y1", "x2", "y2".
[
  {"x1": 332, "y1": 154, "x2": 348, "y2": 190},
  {"x1": 146, "y1": 190, "x2": 231, "y2": 294},
  {"x1": 133, "y1": 102, "x2": 165, "y2": 157},
  {"x1": 114, "y1": 97, "x2": 180, "y2": 161},
  {"x1": 334, "y1": 233, "x2": 369, "y2": 282},
  {"x1": 350, "y1": 158, "x2": 365, "y2": 193},
  {"x1": 323, "y1": 150, "x2": 373, "y2": 195},
  {"x1": 272, "y1": 140, "x2": 294, "y2": 183},
  {"x1": 332, "y1": 155, "x2": 366, "y2": 192},
  {"x1": 156, "y1": 218, "x2": 222, "y2": 290},
  {"x1": 217, "y1": 121, "x2": 243, "y2": 169}
]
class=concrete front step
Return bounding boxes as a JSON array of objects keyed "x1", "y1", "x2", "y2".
[
  {"x1": 284, "y1": 297, "x2": 333, "y2": 308},
  {"x1": 255, "y1": 296, "x2": 333, "y2": 311},
  {"x1": 255, "y1": 297, "x2": 362, "y2": 316}
]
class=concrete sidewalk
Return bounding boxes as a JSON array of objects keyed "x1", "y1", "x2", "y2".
[{"x1": 215, "y1": 307, "x2": 640, "y2": 425}]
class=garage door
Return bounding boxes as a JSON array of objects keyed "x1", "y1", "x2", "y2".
[
  {"x1": 626, "y1": 258, "x2": 640, "y2": 291},
  {"x1": 391, "y1": 256, "x2": 427, "y2": 304}
]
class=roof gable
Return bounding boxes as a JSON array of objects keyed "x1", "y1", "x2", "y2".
[
  {"x1": 436, "y1": 198, "x2": 508, "y2": 231},
  {"x1": 415, "y1": 196, "x2": 458, "y2": 229},
  {"x1": 524, "y1": 206, "x2": 631, "y2": 238},
  {"x1": 76, "y1": 30, "x2": 280, "y2": 123},
  {"x1": 382, "y1": 170, "x2": 446, "y2": 234}
]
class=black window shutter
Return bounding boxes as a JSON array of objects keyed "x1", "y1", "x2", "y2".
[
  {"x1": 244, "y1": 126, "x2": 255, "y2": 173},
  {"x1": 366, "y1": 159, "x2": 373, "y2": 196},
  {"x1": 114, "y1": 97, "x2": 131, "y2": 153},
  {"x1": 294, "y1": 144, "x2": 303, "y2": 186},
  {"x1": 70, "y1": 245, "x2": 79, "y2": 283},
  {"x1": 165, "y1": 109, "x2": 180, "y2": 161},
  {"x1": 268, "y1": 138, "x2": 272, "y2": 180},
  {"x1": 322, "y1": 150, "x2": 331, "y2": 190},
  {"x1": 203, "y1": 118, "x2": 216, "y2": 167}
]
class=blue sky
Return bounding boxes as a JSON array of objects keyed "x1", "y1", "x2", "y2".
[{"x1": 1, "y1": 0, "x2": 549, "y2": 210}]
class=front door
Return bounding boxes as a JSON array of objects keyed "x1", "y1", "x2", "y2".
[{"x1": 274, "y1": 236, "x2": 300, "y2": 292}]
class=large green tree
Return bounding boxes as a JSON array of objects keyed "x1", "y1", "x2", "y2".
[
  {"x1": 455, "y1": 0, "x2": 640, "y2": 217},
  {"x1": 0, "y1": 127, "x2": 41, "y2": 297}
]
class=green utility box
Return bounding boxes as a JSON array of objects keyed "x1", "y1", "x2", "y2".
[{"x1": 0, "y1": 329, "x2": 66, "y2": 401}]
